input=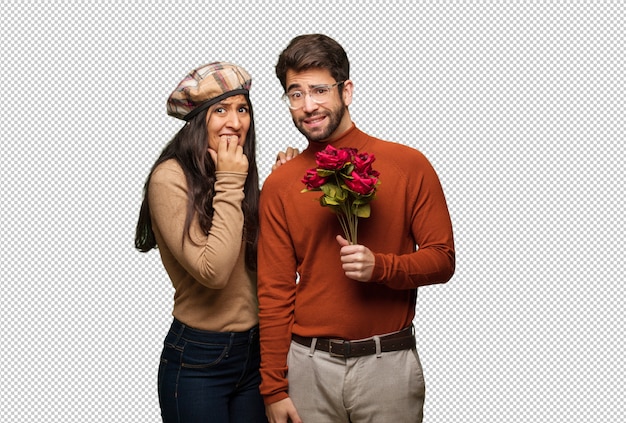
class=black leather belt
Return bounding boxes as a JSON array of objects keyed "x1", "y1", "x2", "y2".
[{"x1": 292, "y1": 327, "x2": 415, "y2": 358}]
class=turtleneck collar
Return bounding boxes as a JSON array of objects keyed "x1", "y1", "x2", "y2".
[{"x1": 305, "y1": 123, "x2": 370, "y2": 154}]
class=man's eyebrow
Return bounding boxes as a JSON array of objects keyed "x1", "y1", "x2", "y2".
[
  {"x1": 287, "y1": 83, "x2": 329, "y2": 92},
  {"x1": 286, "y1": 83, "x2": 302, "y2": 92}
]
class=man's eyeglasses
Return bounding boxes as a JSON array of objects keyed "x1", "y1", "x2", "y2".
[{"x1": 281, "y1": 81, "x2": 344, "y2": 109}]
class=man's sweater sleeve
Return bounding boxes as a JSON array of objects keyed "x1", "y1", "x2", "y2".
[
  {"x1": 257, "y1": 175, "x2": 298, "y2": 404},
  {"x1": 370, "y1": 151, "x2": 455, "y2": 289}
]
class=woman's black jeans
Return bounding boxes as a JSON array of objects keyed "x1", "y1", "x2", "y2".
[{"x1": 158, "y1": 319, "x2": 267, "y2": 422}]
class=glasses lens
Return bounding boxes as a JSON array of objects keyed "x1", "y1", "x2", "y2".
[
  {"x1": 290, "y1": 92, "x2": 303, "y2": 108},
  {"x1": 311, "y1": 87, "x2": 330, "y2": 102},
  {"x1": 283, "y1": 82, "x2": 342, "y2": 109}
]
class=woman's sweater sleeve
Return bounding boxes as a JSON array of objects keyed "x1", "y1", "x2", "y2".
[{"x1": 149, "y1": 160, "x2": 246, "y2": 289}]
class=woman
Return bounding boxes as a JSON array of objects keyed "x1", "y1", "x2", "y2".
[{"x1": 135, "y1": 62, "x2": 267, "y2": 422}]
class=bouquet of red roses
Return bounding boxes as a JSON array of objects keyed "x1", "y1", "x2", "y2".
[{"x1": 301, "y1": 145, "x2": 380, "y2": 244}]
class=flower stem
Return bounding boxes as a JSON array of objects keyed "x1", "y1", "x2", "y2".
[{"x1": 337, "y1": 212, "x2": 350, "y2": 244}]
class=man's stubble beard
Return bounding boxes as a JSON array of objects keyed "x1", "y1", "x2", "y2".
[{"x1": 293, "y1": 101, "x2": 346, "y2": 143}]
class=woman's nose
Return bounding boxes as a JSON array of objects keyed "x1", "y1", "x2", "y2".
[{"x1": 226, "y1": 113, "x2": 241, "y2": 129}]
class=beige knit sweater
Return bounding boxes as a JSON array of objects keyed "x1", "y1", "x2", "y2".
[{"x1": 149, "y1": 159, "x2": 258, "y2": 332}]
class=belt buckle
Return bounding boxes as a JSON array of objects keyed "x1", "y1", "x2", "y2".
[{"x1": 329, "y1": 339, "x2": 350, "y2": 358}]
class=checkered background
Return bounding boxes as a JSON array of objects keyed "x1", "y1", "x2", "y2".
[{"x1": 1, "y1": 1, "x2": 623, "y2": 421}]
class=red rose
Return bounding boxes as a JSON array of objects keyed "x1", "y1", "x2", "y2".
[
  {"x1": 344, "y1": 171, "x2": 378, "y2": 196},
  {"x1": 315, "y1": 145, "x2": 354, "y2": 170},
  {"x1": 301, "y1": 168, "x2": 329, "y2": 190},
  {"x1": 301, "y1": 147, "x2": 379, "y2": 244},
  {"x1": 353, "y1": 152, "x2": 380, "y2": 177}
]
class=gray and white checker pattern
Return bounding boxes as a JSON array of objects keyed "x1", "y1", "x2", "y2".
[{"x1": 1, "y1": 1, "x2": 623, "y2": 421}]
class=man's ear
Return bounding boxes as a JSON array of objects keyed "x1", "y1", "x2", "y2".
[{"x1": 342, "y1": 80, "x2": 354, "y2": 107}]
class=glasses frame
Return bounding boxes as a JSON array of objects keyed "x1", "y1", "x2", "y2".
[{"x1": 281, "y1": 81, "x2": 345, "y2": 109}]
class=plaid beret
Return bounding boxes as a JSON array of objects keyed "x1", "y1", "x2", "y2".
[{"x1": 166, "y1": 62, "x2": 252, "y2": 121}]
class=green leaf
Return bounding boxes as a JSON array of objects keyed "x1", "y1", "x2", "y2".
[
  {"x1": 342, "y1": 164, "x2": 355, "y2": 175},
  {"x1": 320, "y1": 196, "x2": 340, "y2": 210},
  {"x1": 352, "y1": 196, "x2": 374, "y2": 205},
  {"x1": 321, "y1": 183, "x2": 347, "y2": 202},
  {"x1": 322, "y1": 196, "x2": 342, "y2": 206},
  {"x1": 320, "y1": 183, "x2": 337, "y2": 196},
  {"x1": 353, "y1": 203, "x2": 371, "y2": 218},
  {"x1": 317, "y1": 169, "x2": 336, "y2": 177}
]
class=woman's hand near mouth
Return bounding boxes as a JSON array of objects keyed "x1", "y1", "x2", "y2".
[{"x1": 208, "y1": 135, "x2": 248, "y2": 173}]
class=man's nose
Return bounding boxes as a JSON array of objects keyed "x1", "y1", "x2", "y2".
[{"x1": 301, "y1": 93, "x2": 319, "y2": 113}]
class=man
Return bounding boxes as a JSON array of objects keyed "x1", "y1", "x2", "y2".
[{"x1": 258, "y1": 34, "x2": 455, "y2": 423}]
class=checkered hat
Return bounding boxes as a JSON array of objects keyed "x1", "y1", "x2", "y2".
[{"x1": 166, "y1": 62, "x2": 252, "y2": 121}]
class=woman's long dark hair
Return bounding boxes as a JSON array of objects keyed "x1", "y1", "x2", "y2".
[{"x1": 135, "y1": 96, "x2": 259, "y2": 271}]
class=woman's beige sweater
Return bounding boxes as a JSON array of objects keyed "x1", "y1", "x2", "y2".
[{"x1": 149, "y1": 159, "x2": 257, "y2": 332}]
